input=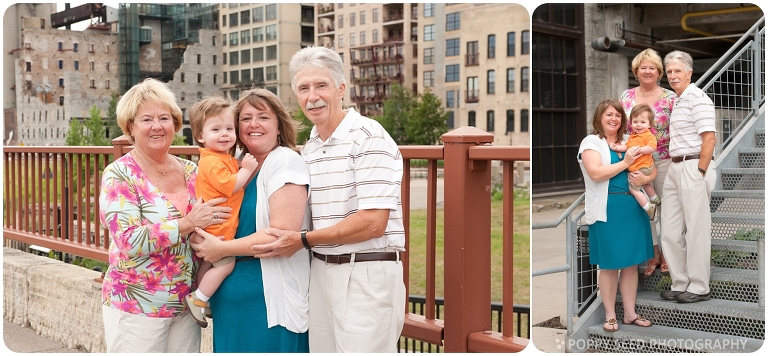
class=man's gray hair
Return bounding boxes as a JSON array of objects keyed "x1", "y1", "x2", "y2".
[
  {"x1": 664, "y1": 50, "x2": 694, "y2": 73},
  {"x1": 289, "y1": 46, "x2": 346, "y2": 93}
]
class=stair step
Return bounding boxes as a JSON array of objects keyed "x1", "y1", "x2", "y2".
[
  {"x1": 710, "y1": 190, "x2": 765, "y2": 215},
  {"x1": 738, "y1": 148, "x2": 765, "y2": 169},
  {"x1": 756, "y1": 128, "x2": 764, "y2": 148},
  {"x1": 721, "y1": 168, "x2": 764, "y2": 190},
  {"x1": 711, "y1": 239, "x2": 760, "y2": 270},
  {"x1": 640, "y1": 267, "x2": 759, "y2": 303},
  {"x1": 615, "y1": 291, "x2": 764, "y2": 339},
  {"x1": 711, "y1": 213, "x2": 765, "y2": 240},
  {"x1": 587, "y1": 323, "x2": 764, "y2": 352}
]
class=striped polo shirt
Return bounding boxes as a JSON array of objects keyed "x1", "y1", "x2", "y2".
[
  {"x1": 668, "y1": 83, "x2": 716, "y2": 158},
  {"x1": 301, "y1": 108, "x2": 405, "y2": 254}
]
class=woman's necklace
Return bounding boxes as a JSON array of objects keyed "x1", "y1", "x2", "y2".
[
  {"x1": 133, "y1": 150, "x2": 173, "y2": 175},
  {"x1": 638, "y1": 86, "x2": 658, "y2": 97}
]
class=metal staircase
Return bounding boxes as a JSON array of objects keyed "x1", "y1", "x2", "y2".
[{"x1": 570, "y1": 17, "x2": 766, "y2": 353}]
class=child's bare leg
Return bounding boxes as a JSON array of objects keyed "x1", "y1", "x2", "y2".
[
  {"x1": 198, "y1": 259, "x2": 236, "y2": 297},
  {"x1": 644, "y1": 184, "x2": 657, "y2": 200},
  {"x1": 630, "y1": 188, "x2": 649, "y2": 210}
]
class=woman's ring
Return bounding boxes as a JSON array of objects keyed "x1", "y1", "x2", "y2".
[{"x1": 214, "y1": 212, "x2": 219, "y2": 219}]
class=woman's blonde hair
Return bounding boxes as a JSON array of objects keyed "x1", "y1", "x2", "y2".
[
  {"x1": 631, "y1": 48, "x2": 664, "y2": 81},
  {"x1": 116, "y1": 78, "x2": 183, "y2": 143}
]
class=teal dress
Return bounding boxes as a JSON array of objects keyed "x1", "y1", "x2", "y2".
[
  {"x1": 587, "y1": 150, "x2": 653, "y2": 270},
  {"x1": 208, "y1": 176, "x2": 309, "y2": 353}
]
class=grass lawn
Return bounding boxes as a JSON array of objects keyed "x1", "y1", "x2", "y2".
[{"x1": 405, "y1": 189, "x2": 530, "y2": 306}]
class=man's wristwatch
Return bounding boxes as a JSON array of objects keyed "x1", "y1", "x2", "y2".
[
  {"x1": 300, "y1": 230, "x2": 310, "y2": 250},
  {"x1": 698, "y1": 167, "x2": 706, "y2": 176}
]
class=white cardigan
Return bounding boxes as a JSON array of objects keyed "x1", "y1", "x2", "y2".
[
  {"x1": 251, "y1": 146, "x2": 311, "y2": 333},
  {"x1": 577, "y1": 134, "x2": 627, "y2": 224}
]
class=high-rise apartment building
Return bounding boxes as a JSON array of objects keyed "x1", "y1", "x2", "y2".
[
  {"x1": 316, "y1": 3, "x2": 529, "y2": 147},
  {"x1": 218, "y1": 3, "x2": 316, "y2": 113}
]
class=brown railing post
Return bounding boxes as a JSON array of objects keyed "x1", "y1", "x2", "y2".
[
  {"x1": 111, "y1": 135, "x2": 131, "y2": 159},
  {"x1": 441, "y1": 127, "x2": 493, "y2": 352}
]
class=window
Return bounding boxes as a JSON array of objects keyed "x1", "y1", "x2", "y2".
[
  {"x1": 254, "y1": 47, "x2": 264, "y2": 61},
  {"x1": 90, "y1": 79, "x2": 96, "y2": 88},
  {"x1": 446, "y1": 90, "x2": 455, "y2": 108},
  {"x1": 424, "y1": 48, "x2": 434, "y2": 64},
  {"x1": 230, "y1": 51, "x2": 239, "y2": 65},
  {"x1": 266, "y1": 66, "x2": 277, "y2": 80},
  {"x1": 241, "y1": 30, "x2": 250, "y2": 44},
  {"x1": 522, "y1": 30, "x2": 530, "y2": 55},
  {"x1": 373, "y1": 8, "x2": 379, "y2": 22},
  {"x1": 241, "y1": 10, "x2": 250, "y2": 25},
  {"x1": 198, "y1": 92, "x2": 202, "y2": 100},
  {"x1": 230, "y1": 70, "x2": 239, "y2": 84},
  {"x1": 467, "y1": 77, "x2": 479, "y2": 102},
  {"x1": 467, "y1": 41, "x2": 478, "y2": 65},
  {"x1": 229, "y1": 33, "x2": 238, "y2": 46},
  {"x1": 241, "y1": 69, "x2": 251, "y2": 83},
  {"x1": 73, "y1": 43, "x2": 78, "y2": 52},
  {"x1": 229, "y1": 13, "x2": 238, "y2": 27},
  {"x1": 181, "y1": 72, "x2": 185, "y2": 82},
  {"x1": 223, "y1": 34, "x2": 227, "y2": 46},
  {"x1": 212, "y1": 36, "x2": 216, "y2": 46},
  {"x1": 266, "y1": 4, "x2": 277, "y2": 20},
  {"x1": 197, "y1": 54, "x2": 201, "y2": 64},
  {"x1": 338, "y1": 15, "x2": 344, "y2": 29},
  {"x1": 338, "y1": 34, "x2": 344, "y2": 48},
  {"x1": 350, "y1": 33, "x2": 356, "y2": 47},
  {"x1": 197, "y1": 73, "x2": 202, "y2": 83},
  {"x1": 253, "y1": 27, "x2": 263, "y2": 42},
  {"x1": 424, "y1": 25, "x2": 435, "y2": 41},
  {"x1": 222, "y1": 14, "x2": 226, "y2": 27},
  {"x1": 350, "y1": 13, "x2": 355, "y2": 26},
  {"x1": 373, "y1": 29, "x2": 379, "y2": 43},
  {"x1": 89, "y1": 61, "x2": 95, "y2": 71},
  {"x1": 254, "y1": 67, "x2": 264, "y2": 82},
  {"x1": 447, "y1": 111, "x2": 454, "y2": 128},
  {"x1": 521, "y1": 67, "x2": 529, "y2": 92},
  {"x1": 266, "y1": 25, "x2": 277, "y2": 41},
  {"x1": 58, "y1": 42, "x2": 63, "y2": 50},
  {"x1": 89, "y1": 43, "x2": 94, "y2": 53},
  {"x1": 446, "y1": 64, "x2": 459, "y2": 82},
  {"x1": 213, "y1": 74, "x2": 217, "y2": 85},
  {"x1": 266, "y1": 45, "x2": 277, "y2": 60},
  {"x1": 506, "y1": 110, "x2": 514, "y2": 133},
  {"x1": 223, "y1": 54, "x2": 227, "y2": 65},
  {"x1": 241, "y1": 49, "x2": 251, "y2": 63},
  {"x1": 213, "y1": 55, "x2": 217, "y2": 65},
  {"x1": 360, "y1": 11, "x2": 366, "y2": 25},
  {"x1": 106, "y1": 80, "x2": 110, "y2": 89},
  {"x1": 446, "y1": 39, "x2": 459, "y2": 56},
  {"x1": 483, "y1": 111, "x2": 495, "y2": 132},
  {"x1": 253, "y1": 7, "x2": 263, "y2": 22},
  {"x1": 58, "y1": 60, "x2": 63, "y2": 69},
  {"x1": 59, "y1": 78, "x2": 64, "y2": 87},
  {"x1": 507, "y1": 68, "x2": 515, "y2": 93},
  {"x1": 424, "y1": 4, "x2": 434, "y2": 17},
  {"x1": 488, "y1": 35, "x2": 496, "y2": 58},
  {"x1": 468, "y1": 111, "x2": 476, "y2": 127},
  {"x1": 424, "y1": 71, "x2": 434, "y2": 87},
  {"x1": 360, "y1": 31, "x2": 366, "y2": 45},
  {"x1": 487, "y1": 70, "x2": 495, "y2": 94},
  {"x1": 106, "y1": 62, "x2": 110, "y2": 71},
  {"x1": 446, "y1": 13, "x2": 460, "y2": 31},
  {"x1": 507, "y1": 32, "x2": 515, "y2": 56},
  {"x1": 521, "y1": 109, "x2": 529, "y2": 132},
  {"x1": 223, "y1": 71, "x2": 227, "y2": 83}
]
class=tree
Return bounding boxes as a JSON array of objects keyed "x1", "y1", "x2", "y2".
[
  {"x1": 376, "y1": 84, "x2": 450, "y2": 145},
  {"x1": 292, "y1": 108, "x2": 313, "y2": 146},
  {"x1": 65, "y1": 105, "x2": 108, "y2": 146},
  {"x1": 106, "y1": 93, "x2": 121, "y2": 140}
]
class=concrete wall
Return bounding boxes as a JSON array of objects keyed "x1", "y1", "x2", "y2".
[{"x1": 2, "y1": 247, "x2": 214, "y2": 353}]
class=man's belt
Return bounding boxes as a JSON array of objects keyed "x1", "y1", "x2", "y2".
[
  {"x1": 671, "y1": 154, "x2": 706, "y2": 163},
  {"x1": 312, "y1": 251, "x2": 399, "y2": 264}
]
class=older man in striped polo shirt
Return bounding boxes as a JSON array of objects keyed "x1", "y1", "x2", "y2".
[
  {"x1": 659, "y1": 50, "x2": 717, "y2": 304},
  {"x1": 252, "y1": 46, "x2": 407, "y2": 352}
]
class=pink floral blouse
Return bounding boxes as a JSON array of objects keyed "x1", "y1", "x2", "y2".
[
  {"x1": 620, "y1": 87, "x2": 676, "y2": 160},
  {"x1": 99, "y1": 154, "x2": 199, "y2": 317}
]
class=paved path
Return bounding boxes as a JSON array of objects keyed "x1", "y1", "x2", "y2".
[{"x1": 3, "y1": 319, "x2": 84, "y2": 353}]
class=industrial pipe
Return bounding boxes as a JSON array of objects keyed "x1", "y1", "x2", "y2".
[
  {"x1": 590, "y1": 36, "x2": 642, "y2": 57},
  {"x1": 681, "y1": 5, "x2": 762, "y2": 43}
]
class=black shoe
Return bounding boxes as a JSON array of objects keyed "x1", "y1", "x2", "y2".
[
  {"x1": 676, "y1": 291, "x2": 711, "y2": 303},
  {"x1": 660, "y1": 290, "x2": 682, "y2": 301}
]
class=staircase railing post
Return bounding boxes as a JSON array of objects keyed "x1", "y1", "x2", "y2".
[
  {"x1": 441, "y1": 127, "x2": 494, "y2": 352},
  {"x1": 759, "y1": 238, "x2": 765, "y2": 308},
  {"x1": 111, "y1": 135, "x2": 131, "y2": 160}
]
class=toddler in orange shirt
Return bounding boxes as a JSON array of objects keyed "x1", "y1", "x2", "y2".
[
  {"x1": 610, "y1": 103, "x2": 660, "y2": 219},
  {"x1": 184, "y1": 96, "x2": 259, "y2": 328}
]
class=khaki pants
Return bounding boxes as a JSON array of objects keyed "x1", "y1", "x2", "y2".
[
  {"x1": 308, "y1": 251, "x2": 406, "y2": 352},
  {"x1": 650, "y1": 158, "x2": 671, "y2": 246},
  {"x1": 102, "y1": 305, "x2": 201, "y2": 353},
  {"x1": 660, "y1": 159, "x2": 716, "y2": 294}
]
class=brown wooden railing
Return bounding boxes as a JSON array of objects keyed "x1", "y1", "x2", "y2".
[{"x1": 3, "y1": 127, "x2": 529, "y2": 352}]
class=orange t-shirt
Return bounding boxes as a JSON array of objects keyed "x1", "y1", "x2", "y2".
[
  {"x1": 195, "y1": 147, "x2": 244, "y2": 241},
  {"x1": 625, "y1": 131, "x2": 657, "y2": 172}
]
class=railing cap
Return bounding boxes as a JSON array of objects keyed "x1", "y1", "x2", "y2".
[
  {"x1": 441, "y1": 126, "x2": 494, "y2": 144},
  {"x1": 111, "y1": 135, "x2": 131, "y2": 145}
]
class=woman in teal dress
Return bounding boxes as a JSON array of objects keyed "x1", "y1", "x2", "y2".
[
  {"x1": 191, "y1": 89, "x2": 311, "y2": 352},
  {"x1": 577, "y1": 99, "x2": 655, "y2": 333}
]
